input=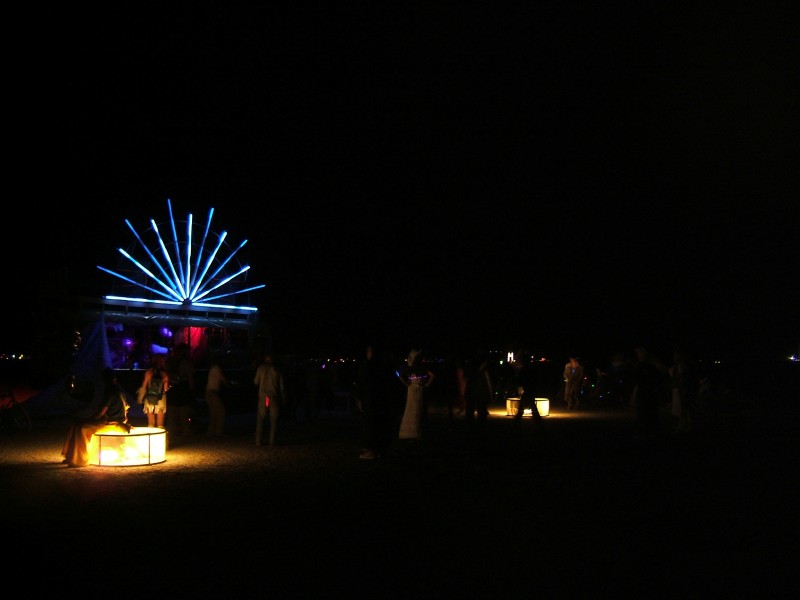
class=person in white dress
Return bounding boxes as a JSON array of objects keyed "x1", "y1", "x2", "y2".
[{"x1": 398, "y1": 348, "x2": 435, "y2": 440}]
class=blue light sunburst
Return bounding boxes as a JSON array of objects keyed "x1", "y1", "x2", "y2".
[{"x1": 97, "y1": 199, "x2": 265, "y2": 313}]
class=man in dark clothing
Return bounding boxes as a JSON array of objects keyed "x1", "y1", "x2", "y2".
[
  {"x1": 166, "y1": 343, "x2": 196, "y2": 438},
  {"x1": 511, "y1": 357, "x2": 545, "y2": 427},
  {"x1": 464, "y1": 351, "x2": 493, "y2": 433},
  {"x1": 356, "y1": 344, "x2": 398, "y2": 459},
  {"x1": 632, "y1": 346, "x2": 668, "y2": 439}
]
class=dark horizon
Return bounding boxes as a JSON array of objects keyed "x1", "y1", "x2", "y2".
[{"x1": 6, "y1": 5, "x2": 798, "y2": 365}]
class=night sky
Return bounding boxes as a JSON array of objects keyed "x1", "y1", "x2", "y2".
[{"x1": 8, "y1": 5, "x2": 799, "y2": 362}]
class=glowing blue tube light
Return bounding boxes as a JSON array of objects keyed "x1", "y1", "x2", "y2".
[{"x1": 98, "y1": 199, "x2": 265, "y2": 313}]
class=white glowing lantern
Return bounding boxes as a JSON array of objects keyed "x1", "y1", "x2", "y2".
[
  {"x1": 505, "y1": 397, "x2": 550, "y2": 417},
  {"x1": 535, "y1": 397, "x2": 550, "y2": 417},
  {"x1": 88, "y1": 426, "x2": 167, "y2": 466},
  {"x1": 506, "y1": 397, "x2": 520, "y2": 416}
]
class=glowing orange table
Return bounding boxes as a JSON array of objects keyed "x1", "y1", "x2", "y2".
[{"x1": 88, "y1": 426, "x2": 167, "y2": 466}]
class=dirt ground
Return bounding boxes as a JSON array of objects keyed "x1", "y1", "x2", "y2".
[{"x1": 2, "y1": 402, "x2": 795, "y2": 598}]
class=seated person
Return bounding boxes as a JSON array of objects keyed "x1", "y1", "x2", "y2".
[{"x1": 62, "y1": 368, "x2": 130, "y2": 468}]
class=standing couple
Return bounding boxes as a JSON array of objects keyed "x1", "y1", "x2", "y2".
[{"x1": 357, "y1": 346, "x2": 435, "y2": 459}]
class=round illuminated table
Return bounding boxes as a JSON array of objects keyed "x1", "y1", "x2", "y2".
[{"x1": 88, "y1": 426, "x2": 167, "y2": 466}]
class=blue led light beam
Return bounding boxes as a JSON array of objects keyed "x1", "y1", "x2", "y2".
[{"x1": 97, "y1": 200, "x2": 264, "y2": 312}]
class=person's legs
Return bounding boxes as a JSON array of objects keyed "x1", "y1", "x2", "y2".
[
  {"x1": 63, "y1": 421, "x2": 101, "y2": 467},
  {"x1": 512, "y1": 394, "x2": 527, "y2": 426},
  {"x1": 465, "y1": 391, "x2": 476, "y2": 427},
  {"x1": 214, "y1": 398, "x2": 226, "y2": 435},
  {"x1": 205, "y1": 392, "x2": 225, "y2": 436},
  {"x1": 156, "y1": 404, "x2": 166, "y2": 428},
  {"x1": 255, "y1": 402, "x2": 267, "y2": 445},
  {"x1": 208, "y1": 396, "x2": 216, "y2": 434},
  {"x1": 528, "y1": 394, "x2": 542, "y2": 421},
  {"x1": 62, "y1": 422, "x2": 80, "y2": 464},
  {"x1": 476, "y1": 394, "x2": 488, "y2": 431},
  {"x1": 268, "y1": 401, "x2": 281, "y2": 446},
  {"x1": 180, "y1": 405, "x2": 194, "y2": 435}
]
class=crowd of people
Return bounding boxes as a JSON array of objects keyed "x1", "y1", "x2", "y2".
[{"x1": 60, "y1": 340, "x2": 747, "y2": 466}]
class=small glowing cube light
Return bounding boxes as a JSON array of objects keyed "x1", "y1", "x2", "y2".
[{"x1": 88, "y1": 426, "x2": 167, "y2": 466}]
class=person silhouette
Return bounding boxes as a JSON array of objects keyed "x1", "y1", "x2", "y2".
[
  {"x1": 464, "y1": 350, "x2": 493, "y2": 434},
  {"x1": 139, "y1": 353, "x2": 169, "y2": 429},
  {"x1": 62, "y1": 368, "x2": 131, "y2": 467},
  {"x1": 632, "y1": 345, "x2": 669, "y2": 439},
  {"x1": 356, "y1": 343, "x2": 398, "y2": 459},
  {"x1": 510, "y1": 353, "x2": 545, "y2": 429},
  {"x1": 563, "y1": 354, "x2": 585, "y2": 410},
  {"x1": 398, "y1": 348, "x2": 435, "y2": 442},
  {"x1": 253, "y1": 352, "x2": 287, "y2": 447},
  {"x1": 166, "y1": 343, "x2": 196, "y2": 439},
  {"x1": 205, "y1": 355, "x2": 231, "y2": 437},
  {"x1": 669, "y1": 346, "x2": 697, "y2": 434}
]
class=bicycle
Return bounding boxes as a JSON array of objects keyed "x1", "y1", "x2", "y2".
[{"x1": 0, "y1": 384, "x2": 32, "y2": 432}]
